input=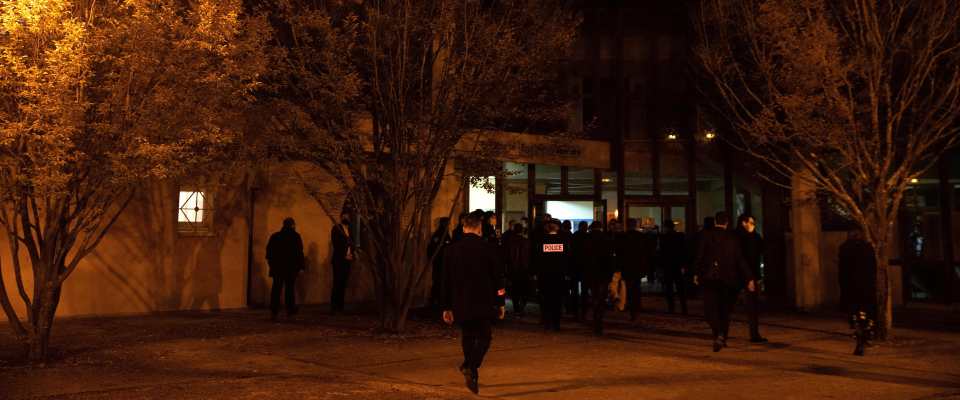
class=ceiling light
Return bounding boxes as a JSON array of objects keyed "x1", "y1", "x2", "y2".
[{"x1": 910, "y1": 178, "x2": 918, "y2": 183}]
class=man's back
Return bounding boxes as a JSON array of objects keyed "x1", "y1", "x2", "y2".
[
  {"x1": 266, "y1": 227, "x2": 304, "y2": 276},
  {"x1": 693, "y1": 227, "x2": 752, "y2": 286},
  {"x1": 619, "y1": 230, "x2": 651, "y2": 281},
  {"x1": 659, "y1": 231, "x2": 689, "y2": 270},
  {"x1": 581, "y1": 230, "x2": 615, "y2": 283},
  {"x1": 442, "y1": 234, "x2": 504, "y2": 322}
]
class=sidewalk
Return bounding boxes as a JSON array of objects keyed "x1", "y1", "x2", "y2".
[{"x1": 1, "y1": 295, "x2": 959, "y2": 399}]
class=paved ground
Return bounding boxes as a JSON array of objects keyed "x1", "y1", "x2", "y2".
[{"x1": 1, "y1": 295, "x2": 959, "y2": 399}]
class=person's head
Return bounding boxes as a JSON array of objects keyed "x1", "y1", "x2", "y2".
[
  {"x1": 462, "y1": 214, "x2": 482, "y2": 235},
  {"x1": 590, "y1": 221, "x2": 603, "y2": 231},
  {"x1": 612, "y1": 221, "x2": 624, "y2": 233},
  {"x1": 626, "y1": 218, "x2": 638, "y2": 230},
  {"x1": 562, "y1": 220, "x2": 572, "y2": 231},
  {"x1": 471, "y1": 209, "x2": 485, "y2": 219},
  {"x1": 545, "y1": 219, "x2": 560, "y2": 234},
  {"x1": 847, "y1": 226, "x2": 864, "y2": 241},
  {"x1": 703, "y1": 217, "x2": 715, "y2": 229},
  {"x1": 521, "y1": 217, "x2": 528, "y2": 224},
  {"x1": 578, "y1": 221, "x2": 588, "y2": 232},
  {"x1": 512, "y1": 223, "x2": 524, "y2": 235},
  {"x1": 714, "y1": 211, "x2": 729, "y2": 228},
  {"x1": 508, "y1": 220, "x2": 517, "y2": 229},
  {"x1": 283, "y1": 217, "x2": 296, "y2": 230},
  {"x1": 340, "y1": 212, "x2": 350, "y2": 224},
  {"x1": 664, "y1": 219, "x2": 675, "y2": 231},
  {"x1": 542, "y1": 213, "x2": 552, "y2": 221},
  {"x1": 738, "y1": 213, "x2": 755, "y2": 233},
  {"x1": 438, "y1": 217, "x2": 450, "y2": 230},
  {"x1": 458, "y1": 212, "x2": 469, "y2": 224}
]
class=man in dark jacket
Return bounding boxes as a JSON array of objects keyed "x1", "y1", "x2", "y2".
[
  {"x1": 620, "y1": 219, "x2": 653, "y2": 323},
  {"x1": 838, "y1": 227, "x2": 877, "y2": 356},
  {"x1": 581, "y1": 221, "x2": 616, "y2": 335},
  {"x1": 502, "y1": 223, "x2": 531, "y2": 317},
  {"x1": 568, "y1": 221, "x2": 589, "y2": 320},
  {"x1": 452, "y1": 213, "x2": 469, "y2": 242},
  {"x1": 659, "y1": 220, "x2": 689, "y2": 315},
  {"x1": 428, "y1": 217, "x2": 452, "y2": 311},
  {"x1": 266, "y1": 217, "x2": 305, "y2": 320},
  {"x1": 442, "y1": 214, "x2": 505, "y2": 394},
  {"x1": 330, "y1": 212, "x2": 354, "y2": 315},
  {"x1": 736, "y1": 213, "x2": 767, "y2": 343},
  {"x1": 693, "y1": 212, "x2": 755, "y2": 352},
  {"x1": 532, "y1": 218, "x2": 570, "y2": 332}
]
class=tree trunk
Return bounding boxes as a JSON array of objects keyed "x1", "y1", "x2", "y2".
[
  {"x1": 27, "y1": 286, "x2": 61, "y2": 362},
  {"x1": 380, "y1": 298, "x2": 410, "y2": 332},
  {"x1": 874, "y1": 244, "x2": 893, "y2": 341}
]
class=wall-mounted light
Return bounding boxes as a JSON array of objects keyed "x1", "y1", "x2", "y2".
[
  {"x1": 910, "y1": 178, "x2": 918, "y2": 183},
  {"x1": 667, "y1": 134, "x2": 677, "y2": 140},
  {"x1": 706, "y1": 133, "x2": 715, "y2": 139},
  {"x1": 601, "y1": 178, "x2": 611, "y2": 183}
]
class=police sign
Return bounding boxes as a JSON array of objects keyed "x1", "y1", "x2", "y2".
[{"x1": 543, "y1": 244, "x2": 564, "y2": 252}]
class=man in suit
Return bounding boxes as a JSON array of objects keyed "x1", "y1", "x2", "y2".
[
  {"x1": 659, "y1": 220, "x2": 689, "y2": 315},
  {"x1": 502, "y1": 223, "x2": 532, "y2": 317},
  {"x1": 330, "y1": 211, "x2": 354, "y2": 315},
  {"x1": 693, "y1": 211, "x2": 755, "y2": 352},
  {"x1": 428, "y1": 217, "x2": 452, "y2": 311},
  {"x1": 736, "y1": 213, "x2": 768, "y2": 343},
  {"x1": 568, "y1": 221, "x2": 589, "y2": 320},
  {"x1": 442, "y1": 214, "x2": 506, "y2": 394},
  {"x1": 620, "y1": 218, "x2": 653, "y2": 322},
  {"x1": 581, "y1": 221, "x2": 616, "y2": 335},
  {"x1": 266, "y1": 217, "x2": 305, "y2": 320}
]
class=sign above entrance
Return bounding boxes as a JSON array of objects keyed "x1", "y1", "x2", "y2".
[{"x1": 457, "y1": 132, "x2": 610, "y2": 170}]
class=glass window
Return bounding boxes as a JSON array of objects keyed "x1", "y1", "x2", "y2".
[
  {"x1": 568, "y1": 167, "x2": 595, "y2": 195},
  {"x1": 696, "y1": 156, "x2": 725, "y2": 231},
  {"x1": 601, "y1": 171, "x2": 618, "y2": 222},
  {"x1": 178, "y1": 188, "x2": 213, "y2": 233},
  {"x1": 625, "y1": 170, "x2": 653, "y2": 196},
  {"x1": 502, "y1": 163, "x2": 529, "y2": 234},
  {"x1": 535, "y1": 164, "x2": 562, "y2": 195},
  {"x1": 469, "y1": 177, "x2": 496, "y2": 212},
  {"x1": 660, "y1": 138, "x2": 688, "y2": 195}
]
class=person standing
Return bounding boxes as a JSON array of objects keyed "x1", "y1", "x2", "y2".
[
  {"x1": 330, "y1": 212, "x2": 354, "y2": 315},
  {"x1": 428, "y1": 217, "x2": 452, "y2": 311},
  {"x1": 532, "y1": 218, "x2": 570, "y2": 332},
  {"x1": 266, "y1": 217, "x2": 305, "y2": 320},
  {"x1": 481, "y1": 211, "x2": 498, "y2": 243},
  {"x1": 452, "y1": 212, "x2": 469, "y2": 242},
  {"x1": 659, "y1": 220, "x2": 689, "y2": 315},
  {"x1": 581, "y1": 221, "x2": 616, "y2": 335},
  {"x1": 502, "y1": 223, "x2": 532, "y2": 317},
  {"x1": 693, "y1": 211, "x2": 755, "y2": 352},
  {"x1": 442, "y1": 214, "x2": 506, "y2": 394},
  {"x1": 568, "y1": 221, "x2": 589, "y2": 321},
  {"x1": 620, "y1": 219, "x2": 652, "y2": 322},
  {"x1": 736, "y1": 213, "x2": 767, "y2": 343},
  {"x1": 838, "y1": 227, "x2": 878, "y2": 356}
]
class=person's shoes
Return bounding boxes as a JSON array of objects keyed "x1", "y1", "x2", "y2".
[
  {"x1": 854, "y1": 342, "x2": 866, "y2": 356},
  {"x1": 553, "y1": 326, "x2": 562, "y2": 332},
  {"x1": 667, "y1": 309, "x2": 675, "y2": 314},
  {"x1": 750, "y1": 336, "x2": 769, "y2": 343},
  {"x1": 714, "y1": 334, "x2": 725, "y2": 352},
  {"x1": 629, "y1": 316, "x2": 637, "y2": 322},
  {"x1": 514, "y1": 312, "x2": 521, "y2": 318},
  {"x1": 270, "y1": 314, "x2": 278, "y2": 321},
  {"x1": 287, "y1": 306, "x2": 299, "y2": 317},
  {"x1": 460, "y1": 365, "x2": 478, "y2": 394},
  {"x1": 681, "y1": 309, "x2": 688, "y2": 316}
]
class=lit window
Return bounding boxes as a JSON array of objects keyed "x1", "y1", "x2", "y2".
[{"x1": 178, "y1": 188, "x2": 213, "y2": 233}]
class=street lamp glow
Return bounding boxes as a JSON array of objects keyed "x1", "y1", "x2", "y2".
[{"x1": 667, "y1": 134, "x2": 677, "y2": 140}]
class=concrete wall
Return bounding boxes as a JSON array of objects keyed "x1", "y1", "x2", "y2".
[{"x1": 1, "y1": 175, "x2": 251, "y2": 320}]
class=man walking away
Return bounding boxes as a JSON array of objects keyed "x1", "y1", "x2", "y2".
[
  {"x1": 266, "y1": 218, "x2": 305, "y2": 320},
  {"x1": 838, "y1": 227, "x2": 877, "y2": 356},
  {"x1": 620, "y1": 219, "x2": 652, "y2": 322},
  {"x1": 568, "y1": 221, "x2": 589, "y2": 320},
  {"x1": 693, "y1": 212, "x2": 755, "y2": 352},
  {"x1": 736, "y1": 213, "x2": 767, "y2": 343},
  {"x1": 442, "y1": 215, "x2": 506, "y2": 394},
  {"x1": 659, "y1": 220, "x2": 689, "y2": 315},
  {"x1": 581, "y1": 221, "x2": 616, "y2": 335},
  {"x1": 502, "y1": 223, "x2": 532, "y2": 317},
  {"x1": 532, "y1": 219, "x2": 571, "y2": 332},
  {"x1": 428, "y1": 217, "x2": 452, "y2": 311},
  {"x1": 330, "y1": 212, "x2": 354, "y2": 315}
]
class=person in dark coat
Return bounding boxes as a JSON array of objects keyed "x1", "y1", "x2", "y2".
[
  {"x1": 442, "y1": 214, "x2": 505, "y2": 394},
  {"x1": 693, "y1": 212, "x2": 756, "y2": 352},
  {"x1": 266, "y1": 217, "x2": 305, "y2": 319},
  {"x1": 532, "y1": 218, "x2": 570, "y2": 332},
  {"x1": 452, "y1": 213, "x2": 469, "y2": 243},
  {"x1": 568, "y1": 221, "x2": 589, "y2": 320},
  {"x1": 620, "y1": 219, "x2": 653, "y2": 322},
  {"x1": 502, "y1": 223, "x2": 532, "y2": 317},
  {"x1": 330, "y1": 212, "x2": 355, "y2": 315},
  {"x1": 658, "y1": 220, "x2": 689, "y2": 315},
  {"x1": 428, "y1": 217, "x2": 452, "y2": 311},
  {"x1": 736, "y1": 213, "x2": 767, "y2": 343},
  {"x1": 481, "y1": 211, "x2": 498, "y2": 243},
  {"x1": 838, "y1": 227, "x2": 878, "y2": 356},
  {"x1": 581, "y1": 221, "x2": 616, "y2": 335}
]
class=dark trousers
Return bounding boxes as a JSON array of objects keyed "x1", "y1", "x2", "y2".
[
  {"x1": 459, "y1": 319, "x2": 493, "y2": 371},
  {"x1": 623, "y1": 278, "x2": 643, "y2": 319},
  {"x1": 538, "y1": 277, "x2": 566, "y2": 329},
  {"x1": 509, "y1": 270, "x2": 531, "y2": 314},
  {"x1": 270, "y1": 272, "x2": 297, "y2": 316},
  {"x1": 566, "y1": 279, "x2": 581, "y2": 317},
  {"x1": 429, "y1": 261, "x2": 443, "y2": 309},
  {"x1": 701, "y1": 281, "x2": 740, "y2": 338},
  {"x1": 746, "y1": 288, "x2": 761, "y2": 338},
  {"x1": 331, "y1": 260, "x2": 351, "y2": 311},
  {"x1": 664, "y1": 271, "x2": 687, "y2": 313},
  {"x1": 588, "y1": 281, "x2": 609, "y2": 329}
]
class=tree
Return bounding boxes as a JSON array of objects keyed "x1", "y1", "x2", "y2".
[
  {"x1": 694, "y1": 0, "x2": 960, "y2": 339},
  {"x1": 0, "y1": 0, "x2": 265, "y2": 361},
  {"x1": 256, "y1": 0, "x2": 578, "y2": 331}
]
